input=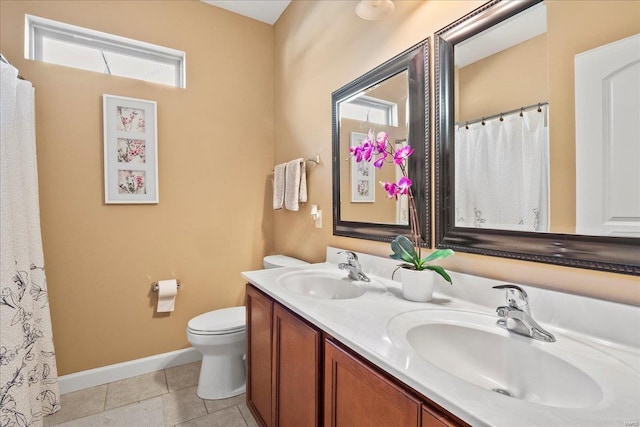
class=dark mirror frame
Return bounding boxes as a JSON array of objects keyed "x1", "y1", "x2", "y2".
[
  {"x1": 333, "y1": 38, "x2": 430, "y2": 246},
  {"x1": 434, "y1": 0, "x2": 640, "y2": 275}
]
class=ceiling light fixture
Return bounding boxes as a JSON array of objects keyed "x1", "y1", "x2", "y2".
[{"x1": 355, "y1": 0, "x2": 395, "y2": 21}]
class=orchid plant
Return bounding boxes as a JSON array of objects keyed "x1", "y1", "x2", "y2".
[{"x1": 349, "y1": 129, "x2": 454, "y2": 284}]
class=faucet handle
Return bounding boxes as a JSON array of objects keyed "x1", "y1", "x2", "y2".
[
  {"x1": 492, "y1": 284, "x2": 529, "y2": 309},
  {"x1": 338, "y1": 251, "x2": 358, "y2": 262}
]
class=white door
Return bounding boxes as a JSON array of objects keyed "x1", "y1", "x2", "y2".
[{"x1": 575, "y1": 33, "x2": 640, "y2": 237}]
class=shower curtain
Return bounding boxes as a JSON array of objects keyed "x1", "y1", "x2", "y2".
[
  {"x1": 0, "y1": 61, "x2": 60, "y2": 425},
  {"x1": 455, "y1": 106, "x2": 549, "y2": 232}
]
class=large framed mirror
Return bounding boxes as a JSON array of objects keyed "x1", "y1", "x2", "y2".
[
  {"x1": 333, "y1": 39, "x2": 429, "y2": 246},
  {"x1": 435, "y1": 0, "x2": 640, "y2": 274}
]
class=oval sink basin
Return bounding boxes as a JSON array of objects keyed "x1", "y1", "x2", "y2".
[
  {"x1": 386, "y1": 310, "x2": 629, "y2": 409},
  {"x1": 277, "y1": 270, "x2": 375, "y2": 299}
]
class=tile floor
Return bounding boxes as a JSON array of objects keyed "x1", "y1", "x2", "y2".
[{"x1": 44, "y1": 361, "x2": 258, "y2": 427}]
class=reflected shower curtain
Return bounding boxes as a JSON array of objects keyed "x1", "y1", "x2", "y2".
[
  {"x1": 455, "y1": 106, "x2": 549, "y2": 232},
  {"x1": 0, "y1": 61, "x2": 60, "y2": 425}
]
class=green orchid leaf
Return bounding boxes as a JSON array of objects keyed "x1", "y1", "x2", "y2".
[
  {"x1": 390, "y1": 235, "x2": 417, "y2": 264},
  {"x1": 421, "y1": 249, "x2": 454, "y2": 263},
  {"x1": 425, "y1": 265, "x2": 453, "y2": 284}
]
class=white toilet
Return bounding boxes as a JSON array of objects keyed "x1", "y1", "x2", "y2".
[{"x1": 186, "y1": 255, "x2": 308, "y2": 400}]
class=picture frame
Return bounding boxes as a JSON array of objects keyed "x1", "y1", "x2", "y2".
[
  {"x1": 350, "y1": 132, "x2": 375, "y2": 203},
  {"x1": 103, "y1": 94, "x2": 158, "y2": 204}
]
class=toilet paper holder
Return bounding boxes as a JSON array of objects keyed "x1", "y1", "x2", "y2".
[{"x1": 152, "y1": 280, "x2": 181, "y2": 292}]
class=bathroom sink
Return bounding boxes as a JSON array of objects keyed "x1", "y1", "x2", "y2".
[
  {"x1": 387, "y1": 309, "x2": 639, "y2": 409},
  {"x1": 277, "y1": 269, "x2": 377, "y2": 299}
]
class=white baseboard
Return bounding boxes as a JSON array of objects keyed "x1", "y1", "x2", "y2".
[{"x1": 58, "y1": 347, "x2": 202, "y2": 394}]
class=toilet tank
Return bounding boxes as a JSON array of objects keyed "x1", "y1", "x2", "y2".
[{"x1": 263, "y1": 255, "x2": 309, "y2": 269}]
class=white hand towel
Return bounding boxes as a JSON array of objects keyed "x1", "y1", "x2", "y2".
[
  {"x1": 284, "y1": 158, "x2": 306, "y2": 211},
  {"x1": 299, "y1": 160, "x2": 307, "y2": 203},
  {"x1": 273, "y1": 163, "x2": 286, "y2": 210}
]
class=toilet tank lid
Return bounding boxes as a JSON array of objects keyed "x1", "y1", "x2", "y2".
[
  {"x1": 263, "y1": 255, "x2": 309, "y2": 268},
  {"x1": 188, "y1": 306, "x2": 246, "y2": 333}
]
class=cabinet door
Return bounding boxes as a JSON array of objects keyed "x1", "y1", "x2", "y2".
[
  {"x1": 246, "y1": 285, "x2": 274, "y2": 427},
  {"x1": 272, "y1": 304, "x2": 321, "y2": 427},
  {"x1": 422, "y1": 406, "x2": 457, "y2": 427},
  {"x1": 324, "y1": 339, "x2": 421, "y2": 427}
]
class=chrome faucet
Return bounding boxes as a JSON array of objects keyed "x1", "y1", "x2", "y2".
[
  {"x1": 338, "y1": 251, "x2": 371, "y2": 282},
  {"x1": 492, "y1": 284, "x2": 555, "y2": 343}
]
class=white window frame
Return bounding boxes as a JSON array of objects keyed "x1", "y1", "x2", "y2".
[
  {"x1": 341, "y1": 95, "x2": 398, "y2": 126},
  {"x1": 25, "y1": 14, "x2": 186, "y2": 88}
]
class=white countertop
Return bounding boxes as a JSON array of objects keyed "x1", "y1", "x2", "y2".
[{"x1": 242, "y1": 247, "x2": 640, "y2": 427}]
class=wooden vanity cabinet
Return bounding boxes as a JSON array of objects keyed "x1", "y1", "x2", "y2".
[
  {"x1": 422, "y1": 406, "x2": 458, "y2": 427},
  {"x1": 246, "y1": 285, "x2": 274, "y2": 426},
  {"x1": 324, "y1": 338, "x2": 422, "y2": 427},
  {"x1": 272, "y1": 303, "x2": 321, "y2": 426},
  {"x1": 246, "y1": 285, "x2": 321, "y2": 427},
  {"x1": 247, "y1": 284, "x2": 466, "y2": 427}
]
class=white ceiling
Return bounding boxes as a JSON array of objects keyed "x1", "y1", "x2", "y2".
[{"x1": 201, "y1": 0, "x2": 291, "y2": 25}]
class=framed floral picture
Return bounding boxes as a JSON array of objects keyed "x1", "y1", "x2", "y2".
[
  {"x1": 350, "y1": 132, "x2": 375, "y2": 203},
  {"x1": 103, "y1": 95, "x2": 158, "y2": 203}
]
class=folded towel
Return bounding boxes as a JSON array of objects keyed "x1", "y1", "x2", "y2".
[
  {"x1": 284, "y1": 158, "x2": 307, "y2": 211},
  {"x1": 273, "y1": 163, "x2": 286, "y2": 210},
  {"x1": 299, "y1": 160, "x2": 307, "y2": 204}
]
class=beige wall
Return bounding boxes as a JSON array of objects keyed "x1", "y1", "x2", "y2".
[
  {"x1": 273, "y1": 0, "x2": 640, "y2": 306},
  {"x1": 457, "y1": 34, "x2": 548, "y2": 123},
  {"x1": 547, "y1": 0, "x2": 640, "y2": 233},
  {"x1": 0, "y1": 0, "x2": 274, "y2": 375}
]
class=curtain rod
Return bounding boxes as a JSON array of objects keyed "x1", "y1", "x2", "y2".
[
  {"x1": 0, "y1": 53, "x2": 26, "y2": 80},
  {"x1": 456, "y1": 101, "x2": 548, "y2": 128}
]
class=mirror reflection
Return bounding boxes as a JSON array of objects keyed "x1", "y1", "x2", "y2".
[
  {"x1": 454, "y1": 3, "x2": 549, "y2": 233},
  {"x1": 435, "y1": 0, "x2": 640, "y2": 273},
  {"x1": 332, "y1": 39, "x2": 428, "y2": 246},
  {"x1": 451, "y1": 1, "x2": 639, "y2": 237},
  {"x1": 339, "y1": 70, "x2": 409, "y2": 225}
]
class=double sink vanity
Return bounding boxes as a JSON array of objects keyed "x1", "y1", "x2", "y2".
[
  {"x1": 243, "y1": 248, "x2": 640, "y2": 427},
  {"x1": 251, "y1": 0, "x2": 640, "y2": 424}
]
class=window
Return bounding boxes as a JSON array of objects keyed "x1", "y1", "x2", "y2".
[
  {"x1": 25, "y1": 15, "x2": 186, "y2": 88},
  {"x1": 340, "y1": 95, "x2": 398, "y2": 126}
]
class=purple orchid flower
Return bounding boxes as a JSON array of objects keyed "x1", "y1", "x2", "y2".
[
  {"x1": 373, "y1": 151, "x2": 387, "y2": 168},
  {"x1": 350, "y1": 145, "x2": 364, "y2": 162},
  {"x1": 375, "y1": 132, "x2": 388, "y2": 154},
  {"x1": 361, "y1": 141, "x2": 374, "y2": 162},
  {"x1": 397, "y1": 176, "x2": 412, "y2": 195},
  {"x1": 393, "y1": 145, "x2": 414, "y2": 165},
  {"x1": 382, "y1": 181, "x2": 399, "y2": 199}
]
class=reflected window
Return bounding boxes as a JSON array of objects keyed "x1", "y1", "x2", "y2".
[{"x1": 340, "y1": 96, "x2": 398, "y2": 126}]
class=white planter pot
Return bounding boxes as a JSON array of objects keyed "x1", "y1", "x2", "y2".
[{"x1": 400, "y1": 268, "x2": 439, "y2": 302}]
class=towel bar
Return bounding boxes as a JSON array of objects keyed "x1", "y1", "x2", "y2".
[{"x1": 272, "y1": 155, "x2": 320, "y2": 171}]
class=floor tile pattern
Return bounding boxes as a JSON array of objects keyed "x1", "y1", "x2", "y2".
[{"x1": 44, "y1": 362, "x2": 257, "y2": 427}]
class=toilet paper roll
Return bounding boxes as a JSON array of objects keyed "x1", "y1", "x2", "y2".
[{"x1": 157, "y1": 279, "x2": 178, "y2": 312}]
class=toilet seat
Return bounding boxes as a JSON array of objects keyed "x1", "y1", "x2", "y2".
[{"x1": 187, "y1": 306, "x2": 245, "y2": 335}]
